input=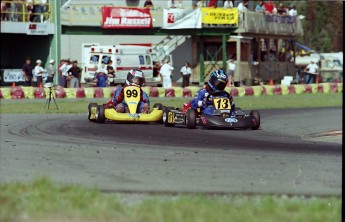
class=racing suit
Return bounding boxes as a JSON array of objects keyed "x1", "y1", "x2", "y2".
[
  {"x1": 190, "y1": 88, "x2": 235, "y2": 116},
  {"x1": 111, "y1": 85, "x2": 150, "y2": 113}
]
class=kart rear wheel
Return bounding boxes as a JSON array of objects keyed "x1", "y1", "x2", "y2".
[
  {"x1": 88, "y1": 103, "x2": 98, "y2": 121},
  {"x1": 163, "y1": 108, "x2": 175, "y2": 127},
  {"x1": 96, "y1": 105, "x2": 106, "y2": 123},
  {"x1": 250, "y1": 110, "x2": 260, "y2": 130},
  {"x1": 153, "y1": 103, "x2": 163, "y2": 110},
  {"x1": 186, "y1": 109, "x2": 196, "y2": 129}
]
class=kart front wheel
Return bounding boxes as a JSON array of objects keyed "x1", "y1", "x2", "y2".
[
  {"x1": 88, "y1": 103, "x2": 98, "y2": 121},
  {"x1": 250, "y1": 110, "x2": 260, "y2": 130},
  {"x1": 186, "y1": 109, "x2": 196, "y2": 129},
  {"x1": 96, "y1": 105, "x2": 106, "y2": 123},
  {"x1": 163, "y1": 108, "x2": 175, "y2": 127}
]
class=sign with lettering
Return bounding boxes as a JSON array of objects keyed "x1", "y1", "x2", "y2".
[
  {"x1": 26, "y1": 23, "x2": 48, "y2": 35},
  {"x1": 201, "y1": 8, "x2": 238, "y2": 25},
  {"x1": 3, "y1": 69, "x2": 25, "y2": 82},
  {"x1": 101, "y1": 7, "x2": 152, "y2": 29},
  {"x1": 163, "y1": 9, "x2": 201, "y2": 29}
]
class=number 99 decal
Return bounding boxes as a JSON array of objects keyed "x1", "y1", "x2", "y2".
[{"x1": 125, "y1": 89, "x2": 139, "y2": 98}]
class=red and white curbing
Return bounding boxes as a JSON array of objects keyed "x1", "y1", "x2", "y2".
[{"x1": 0, "y1": 83, "x2": 342, "y2": 99}]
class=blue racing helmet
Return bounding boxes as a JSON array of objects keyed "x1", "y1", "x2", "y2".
[{"x1": 207, "y1": 69, "x2": 228, "y2": 91}]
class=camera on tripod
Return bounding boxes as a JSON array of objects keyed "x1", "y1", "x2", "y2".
[{"x1": 44, "y1": 82, "x2": 58, "y2": 110}]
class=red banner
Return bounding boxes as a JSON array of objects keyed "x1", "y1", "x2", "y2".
[{"x1": 102, "y1": 7, "x2": 153, "y2": 29}]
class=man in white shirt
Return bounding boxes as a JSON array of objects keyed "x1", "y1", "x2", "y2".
[
  {"x1": 227, "y1": 59, "x2": 236, "y2": 87},
  {"x1": 288, "y1": 5, "x2": 297, "y2": 16},
  {"x1": 223, "y1": 0, "x2": 233, "y2": 8},
  {"x1": 237, "y1": 0, "x2": 248, "y2": 11},
  {"x1": 159, "y1": 58, "x2": 174, "y2": 89},
  {"x1": 34, "y1": 59, "x2": 46, "y2": 87},
  {"x1": 180, "y1": 62, "x2": 192, "y2": 87},
  {"x1": 304, "y1": 60, "x2": 319, "y2": 84},
  {"x1": 59, "y1": 59, "x2": 72, "y2": 88}
]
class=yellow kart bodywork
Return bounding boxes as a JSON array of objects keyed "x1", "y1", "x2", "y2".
[{"x1": 88, "y1": 85, "x2": 163, "y2": 123}]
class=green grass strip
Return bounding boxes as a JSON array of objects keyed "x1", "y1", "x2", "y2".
[{"x1": 0, "y1": 93, "x2": 342, "y2": 114}]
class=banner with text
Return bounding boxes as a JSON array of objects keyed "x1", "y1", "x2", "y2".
[
  {"x1": 201, "y1": 8, "x2": 238, "y2": 25},
  {"x1": 26, "y1": 23, "x2": 48, "y2": 35},
  {"x1": 162, "y1": 9, "x2": 201, "y2": 29},
  {"x1": 3, "y1": 69, "x2": 25, "y2": 82},
  {"x1": 101, "y1": 7, "x2": 152, "y2": 29}
]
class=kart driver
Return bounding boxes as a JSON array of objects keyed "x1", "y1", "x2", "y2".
[
  {"x1": 105, "y1": 69, "x2": 149, "y2": 113},
  {"x1": 190, "y1": 69, "x2": 235, "y2": 116}
]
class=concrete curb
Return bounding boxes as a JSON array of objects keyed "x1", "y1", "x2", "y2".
[{"x1": 0, "y1": 83, "x2": 342, "y2": 99}]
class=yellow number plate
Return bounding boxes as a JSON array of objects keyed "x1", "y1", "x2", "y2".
[
  {"x1": 168, "y1": 112, "x2": 175, "y2": 123},
  {"x1": 213, "y1": 98, "x2": 231, "y2": 110}
]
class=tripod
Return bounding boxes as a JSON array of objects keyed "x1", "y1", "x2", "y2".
[{"x1": 45, "y1": 86, "x2": 59, "y2": 110}]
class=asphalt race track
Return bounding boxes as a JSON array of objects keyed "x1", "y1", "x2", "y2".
[{"x1": 0, "y1": 107, "x2": 342, "y2": 196}]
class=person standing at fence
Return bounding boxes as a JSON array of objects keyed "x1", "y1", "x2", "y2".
[
  {"x1": 227, "y1": 59, "x2": 236, "y2": 87},
  {"x1": 67, "y1": 61, "x2": 82, "y2": 88},
  {"x1": 46, "y1": 59, "x2": 55, "y2": 83},
  {"x1": 23, "y1": 57, "x2": 33, "y2": 86},
  {"x1": 106, "y1": 60, "x2": 116, "y2": 86},
  {"x1": 159, "y1": 58, "x2": 174, "y2": 89},
  {"x1": 223, "y1": 0, "x2": 233, "y2": 8},
  {"x1": 59, "y1": 59, "x2": 72, "y2": 88},
  {"x1": 34, "y1": 59, "x2": 46, "y2": 87},
  {"x1": 304, "y1": 60, "x2": 318, "y2": 84},
  {"x1": 180, "y1": 62, "x2": 192, "y2": 88}
]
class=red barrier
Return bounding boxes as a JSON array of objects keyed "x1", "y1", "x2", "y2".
[
  {"x1": 0, "y1": 89, "x2": 2, "y2": 98},
  {"x1": 261, "y1": 87, "x2": 267, "y2": 95},
  {"x1": 330, "y1": 83, "x2": 338, "y2": 92},
  {"x1": 244, "y1": 87, "x2": 254, "y2": 96},
  {"x1": 230, "y1": 88, "x2": 238, "y2": 96},
  {"x1": 288, "y1": 85, "x2": 296, "y2": 94},
  {"x1": 11, "y1": 86, "x2": 25, "y2": 99},
  {"x1": 165, "y1": 88, "x2": 175, "y2": 97},
  {"x1": 149, "y1": 87, "x2": 159, "y2": 97},
  {"x1": 304, "y1": 85, "x2": 312, "y2": 93},
  {"x1": 183, "y1": 88, "x2": 192, "y2": 97},
  {"x1": 317, "y1": 84, "x2": 324, "y2": 93},
  {"x1": 94, "y1": 88, "x2": 104, "y2": 98},
  {"x1": 273, "y1": 86, "x2": 282, "y2": 95},
  {"x1": 55, "y1": 86, "x2": 66, "y2": 98},
  {"x1": 76, "y1": 88, "x2": 85, "y2": 98},
  {"x1": 34, "y1": 87, "x2": 45, "y2": 99}
]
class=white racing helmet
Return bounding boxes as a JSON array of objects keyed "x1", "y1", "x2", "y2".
[{"x1": 126, "y1": 69, "x2": 145, "y2": 86}]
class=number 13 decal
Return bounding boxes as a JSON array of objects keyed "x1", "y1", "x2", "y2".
[{"x1": 213, "y1": 98, "x2": 231, "y2": 110}]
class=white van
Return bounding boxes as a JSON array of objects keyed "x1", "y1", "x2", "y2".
[{"x1": 81, "y1": 44, "x2": 159, "y2": 85}]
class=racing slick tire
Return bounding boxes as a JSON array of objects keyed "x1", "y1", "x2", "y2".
[
  {"x1": 163, "y1": 107, "x2": 175, "y2": 127},
  {"x1": 250, "y1": 110, "x2": 260, "y2": 130},
  {"x1": 153, "y1": 103, "x2": 164, "y2": 110},
  {"x1": 96, "y1": 105, "x2": 106, "y2": 123},
  {"x1": 186, "y1": 109, "x2": 196, "y2": 129},
  {"x1": 88, "y1": 103, "x2": 98, "y2": 122}
]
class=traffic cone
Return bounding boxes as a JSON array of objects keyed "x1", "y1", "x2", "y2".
[
  {"x1": 12, "y1": 82, "x2": 16, "y2": 87},
  {"x1": 269, "y1": 79, "x2": 274, "y2": 86}
]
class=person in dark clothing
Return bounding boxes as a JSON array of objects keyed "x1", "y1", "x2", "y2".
[
  {"x1": 67, "y1": 61, "x2": 81, "y2": 88},
  {"x1": 23, "y1": 57, "x2": 33, "y2": 86},
  {"x1": 106, "y1": 60, "x2": 115, "y2": 86}
]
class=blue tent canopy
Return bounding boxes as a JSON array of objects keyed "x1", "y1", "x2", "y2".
[{"x1": 295, "y1": 42, "x2": 313, "y2": 51}]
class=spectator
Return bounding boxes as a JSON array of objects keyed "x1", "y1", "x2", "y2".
[
  {"x1": 46, "y1": 59, "x2": 55, "y2": 83},
  {"x1": 264, "y1": 0, "x2": 274, "y2": 14},
  {"x1": 34, "y1": 59, "x2": 46, "y2": 87},
  {"x1": 1, "y1": 2, "x2": 9, "y2": 21},
  {"x1": 269, "y1": 50, "x2": 276, "y2": 62},
  {"x1": 255, "y1": 1, "x2": 265, "y2": 13},
  {"x1": 59, "y1": 59, "x2": 72, "y2": 88},
  {"x1": 227, "y1": 59, "x2": 236, "y2": 87},
  {"x1": 32, "y1": 1, "x2": 42, "y2": 22},
  {"x1": 159, "y1": 58, "x2": 174, "y2": 89},
  {"x1": 41, "y1": 0, "x2": 47, "y2": 22},
  {"x1": 106, "y1": 60, "x2": 116, "y2": 86},
  {"x1": 288, "y1": 5, "x2": 297, "y2": 17},
  {"x1": 208, "y1": 0, "x2": 217, "y2": 8},
  {"x1": 22, "y1": 57, "x2": 33, "y2": 86},
  {"x1": 304, "y1": 60, "x2": 318, "y2": 84},
  {"x1": 180, "y1": 62, "x2": 192, "y2": 88},
  {"x1": 67, "y1": 61, "x2": 81, "y2": 88},
  {"x1": 196, "y1": 0, "x2": 206, "y2": 8},
  {"x1": 277, "y1": 3, "x2": 287, "y2": 15},
  {"x1": 237, "y1": 0, "x2": 248, "y2": 11},
  {"x1": 26, "y1": 0, "x2": 34, "y2": 22},
  {"x1": 93, "y1": 64, "x2": 108, "y2": 87},
  {"x1": 167, "y1": 0, "x2": 176, "y2": 8},
  {"x1": 144, "y1": 0, "x2": 154, "y2": 9},
  {"x1": 223, "y1": 0, "x2": 233, "y2": 8}
]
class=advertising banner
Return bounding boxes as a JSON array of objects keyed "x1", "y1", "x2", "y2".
[
  {"x1": 162, "y1": 9, "x2": 201, "y2": 29},
  {"x1": 26, "y1": 23, "x2": 48, "y2": 35},
  {"x1": 201, "y1": 8, "x2": 238, "y2": 24},
  {"x1": 3, "y1": 69, "x2": 25, "y2": 82},
  {"x1": 101, "y1": 7, "x2": 152, "y2": 29}
]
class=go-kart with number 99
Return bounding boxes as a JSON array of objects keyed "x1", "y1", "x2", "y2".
[
  {"x1": 162, "y1": 90, "x2": 260, "y2": 129},
  {"x1": 88, "y1": 85, "x2": 163, "y2": 123}
]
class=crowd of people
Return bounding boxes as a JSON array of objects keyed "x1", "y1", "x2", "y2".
[{"x1": 1, "y1": 0, "x2": 49, "y2": 22}]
